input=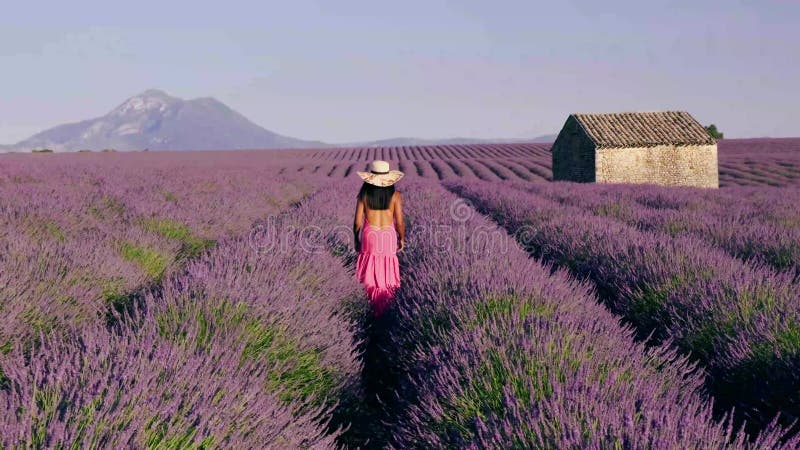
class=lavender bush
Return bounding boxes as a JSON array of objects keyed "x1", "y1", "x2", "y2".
[
  {"x1": 264, "y1": 138, "x2": 800, "y2": 187},
  {"x1": 517, "y1": 182, "x2": 800, "y2": 277},
  {"x1": 2, "y1": 139, "x2": 799, "y2": 446},
  {"x1": 0, "y1": 313, "x2": 340, "y2": 449},
  {"x1": 1, "y1": 171, "x2": 363, "y2": 448},
  {"x1": 448, "y1": 179, "x2": 800, "y2": 437},
  {"x1": 0, "y1": 152, "x2": 311, "y2": 352},
  {"x1": 379, "y1": 181, "x2": 796, "y2": 448}
]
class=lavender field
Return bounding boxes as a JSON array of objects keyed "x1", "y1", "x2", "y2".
[{"x1": 1, "y1": 138, "x2": 799, "y2": 448}]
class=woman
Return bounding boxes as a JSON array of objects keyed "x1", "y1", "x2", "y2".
[{"x1": 353, "y1": 160, "x2": 405, "y2": 317}]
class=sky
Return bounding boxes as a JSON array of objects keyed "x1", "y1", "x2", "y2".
[{"x1": 1, "y1": 0, "x2": 798, "y2": 144}]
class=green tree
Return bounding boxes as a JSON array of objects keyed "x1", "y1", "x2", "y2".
[{"x1": 705, "y1": 124, "x2": 724, "y2": 139}]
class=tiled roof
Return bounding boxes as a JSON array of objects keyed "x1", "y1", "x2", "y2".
[{"x1": 572, "y1": 111, "x2": 717, "y2": 148}]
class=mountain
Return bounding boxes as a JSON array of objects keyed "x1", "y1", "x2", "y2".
[
  {"x1": 1, "y1": 89, "x2": 558, "y2": 152},
  {"x1": 513, "y1": 132, "x2": 558, "y2": 143},
  {"x1": 343, "y1": 137, "x2": 503, "y2": 147},
  {"x1": 528, "y1": 133, "x2": 557, "y2": 143},
  {"x1": 4, "y1": 89, "x2": 325, "y2": 152},
  {"x1": 343, "y1": 134, "x2": 557, "y2": 148}
]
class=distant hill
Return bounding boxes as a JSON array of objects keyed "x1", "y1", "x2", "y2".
[
  {"x1": 3, "y1": 89, "x2": 325, "y2": 152},
  {"x1": 0, "y1": 89, "x2": 558, "y2": 152},
  {"x1": 525, "y1": 133, "x2": 558, "y2": 143},
  {"x1": 343, "y1": 134, "x2": 557, "y2": 148}
]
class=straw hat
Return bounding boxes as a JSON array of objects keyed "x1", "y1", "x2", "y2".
[{"x1": 357, "y1": 160, "x2": 404, "y2": 187}]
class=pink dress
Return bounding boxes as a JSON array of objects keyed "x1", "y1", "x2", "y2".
[{"x1": 355, "y1": 215, "x2": 401, "y2": 317}]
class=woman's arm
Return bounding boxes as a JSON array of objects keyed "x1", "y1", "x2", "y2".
[
  {"x1": 353, "y1": 196, "x2": 365, "y2": 251},
  {"x1": 393, "y1": 192, "x2": 405, "y2": 251}
]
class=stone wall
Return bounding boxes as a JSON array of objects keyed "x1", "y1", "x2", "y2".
[
  {"x1": 552, "y1": 116, "x2": 595, "y2": 182},
  {"x1": 595, "y1": 144, "x2": 719, "y2": 188}
]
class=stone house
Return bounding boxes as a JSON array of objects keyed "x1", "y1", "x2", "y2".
[{"x1": 551, "y1": 111, "x2": 719, "y2": 188}]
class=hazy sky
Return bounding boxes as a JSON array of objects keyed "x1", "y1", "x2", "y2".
[{"x1": 1, "y1": 0, "x2": 798, "y2": 143}]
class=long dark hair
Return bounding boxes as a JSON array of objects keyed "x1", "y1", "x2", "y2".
[{"x1": 358, "y1": 182, "x2": 395, "y2": 210}]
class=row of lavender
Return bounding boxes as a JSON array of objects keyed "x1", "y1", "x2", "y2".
[
  {"x1": 517, "y1": 182, "x2": 800, "y2": 278},
  {"x1": 2, "y1": 146, "x2": 798, "y2": 446},
  {"x1": 276, "y1": 138, "x2": 800, "y2": 187},
  {"x1": 719, "y1": 138, "x2": 800, "y2": 187},
  {"x1": 0, "y1": 179, "x2": 367, "y2": 447},
  {"x1": 8, "y1": 139, "x2": 799, "y2": 189},
  {"x1": 0, "y1": 152, "x2": 312, "y2": 353},
  {"x1": 388, "y1": 181, "x2": 800, "y2": 447},
  {"x1": 449, "y1": 180, "x2": 800, "y2": 437},
  {"x1": 307, "y1": 179, "x2": 797, "y2": 448},
  {"x1": 279, "y1": 156, "x2": 553, "y2": 183}
]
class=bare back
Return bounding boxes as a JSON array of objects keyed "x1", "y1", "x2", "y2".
[
  {"x1": 354, "y1": 188, "x2": 405, "y2": 252},
  {"x1": 364, "y1": 192, "x2": 397, "y2": 228},
  {"x1": 355, "y1": 190, "x2": 405, "y2": 231}
]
